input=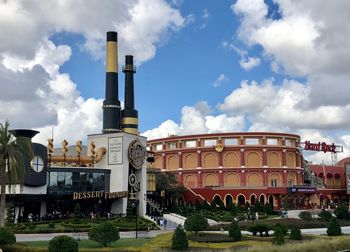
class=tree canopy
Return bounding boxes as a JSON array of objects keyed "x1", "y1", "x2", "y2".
[{"x1": 0, "y1": 121, "x2": 33, "y2": 226}]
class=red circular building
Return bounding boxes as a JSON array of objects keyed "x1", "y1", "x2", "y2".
[{"x1": 148, "y1": 132, "x2": 349, "y2": 209}]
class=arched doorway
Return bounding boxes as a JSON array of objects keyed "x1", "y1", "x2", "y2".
[
  {"x1": 250, "y1": 195, "x2": 256, "y2": 205},
  {"x1": 268, "y1": 195, "x2": 274, "y2": 209},
  {"x1": 259, "y1": 195, "x2": 265, "y2": 205},
  {"x1": 213, "y1": 195, "x2": 221, "y2": 205},
  {"x1": 237, "y1": 195, "x2": 246, "y2": 206},
  {"x1": 226, "y1": 195, "x2": 233, "y2": 207}
]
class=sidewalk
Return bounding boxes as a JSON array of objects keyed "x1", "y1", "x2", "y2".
[{"x1": 16, "y1": 226, "x2": 350, "y2": 242}]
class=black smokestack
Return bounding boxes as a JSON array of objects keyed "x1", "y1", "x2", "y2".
[
  {"x1": 102, "y1": 31, "x2": 121, "y2": 134},
  {"x1": 121, "y1": 55, "x2": 138, "y2": 134}
]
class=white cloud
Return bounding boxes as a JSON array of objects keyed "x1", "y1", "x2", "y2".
[
  {"x1": 0, "y1": 0, "x2": 184, "y2": 64},
  {"x1": 239, "y1": 57, "x2": 260, "y2": 70},
  {"x1": 142, "y1": 103, "x2": 244, "y2": 140},
  {"x1": 0, "y1": 0, "x2": 185, "y2": 145},
  {"x1": 213, "y1": 74, "x2": 228, "y2": 87},
  {"x1": 231, "y1": 0, "x2": 350, "y2": 107}
]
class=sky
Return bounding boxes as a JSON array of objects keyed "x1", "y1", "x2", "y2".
[{"x1": 1, "y1": 0, "x2": 350, "y2": 164}]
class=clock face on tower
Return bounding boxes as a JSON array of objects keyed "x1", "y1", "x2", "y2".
[{"x1": 30, "y1": 156, "x2": 44, "y2": 173}]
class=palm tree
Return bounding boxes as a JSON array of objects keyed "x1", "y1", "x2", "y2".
[{"x1": 0, "y1": 121, "x2": 32, "y2": 226}]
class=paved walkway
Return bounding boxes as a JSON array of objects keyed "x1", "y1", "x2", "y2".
[{"x1": 15, "y1": 226, "x2": 350, "y2": 242}]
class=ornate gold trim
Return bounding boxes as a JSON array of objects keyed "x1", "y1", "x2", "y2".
[
  {"x1": 123, "y1": 128, "x2": 138, "y2": 134},
  {"x1": 122, "y1": 117, "x2": 138, "y2": 124}
]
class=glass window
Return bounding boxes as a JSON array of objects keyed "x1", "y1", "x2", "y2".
[
  {"x1": 285, "y1": 139, "x2": 294, "y2": 147},
  {"x1": 224, "y1": 138, "x2": 238, "y2": 145},
  {"x1": 204, "y1": 139, "x2": 216, "y2": 147},
  {"x1": 271, "y1": 179, "x2": 278, "y2": 187},
  {"x1": 156, "y1": 144, "x2": 163, "y2": 151},
  {"x1": 246, "y1": 138, "x2": 259, "y2": 145},
  {"x1": 288, "y1": 179, "x2": 293, "y2": 186},
  {"x1": 65, "y1": 172, "x2": 72, "y2": 186},
  {"x1": 168, "y1": 142, "x2": 177, "y2": 150},
  {"x1": 267, "y1": 138, "x2": 278, "y2": 145},
  {"x1": 49, "y1": 172, "x2": 57, "y2": 187},
  {"x1": 185, "y1": 140, "x2": 196, "y2": 148},
  {"x1": 146, "y1": 146, "x2": 151, "y2": 151},
  {"x1": 57, "y1": 172, "x2": 65, "y2": 190}
]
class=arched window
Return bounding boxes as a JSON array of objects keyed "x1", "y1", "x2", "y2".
[
  {"x1": 203, "y1": 153, "x2": 218, "y2": 168},
  {"x1": 184, "y1": 175, "x2": 197, "y2": 188},
  {"x1": 224, "y1": 152, "x2": 239, "y2": 168},
  {"x1": 247, "y1": 152, "x2": 261, "y2": 167},
  {"x1": 204, "y1": 174, "x2": 219, "y2": 187},
  {"x1": 267, "y1": 152, "x2": 280, "y2": 167},
  {"x1": 167, "y1": 155, "x2": 178, "y2": 170},
  {"x1": 224, "y1": 173, "x2": 240, "y2": 187},
  {"x1": 183, "y1": 154, "x2": 196, "y2": 169},
  {"x1": 247, "y1": 173, "x2": 262, "y2": 187}
]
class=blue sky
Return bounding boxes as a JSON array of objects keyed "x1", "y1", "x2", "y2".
[{"x1": 0, "y1": 0, "x2": 350, "y2": 163}]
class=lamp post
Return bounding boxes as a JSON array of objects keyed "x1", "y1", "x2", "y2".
[{"x1": 131, "y1": 200, "x2": 139, "y2": 238}]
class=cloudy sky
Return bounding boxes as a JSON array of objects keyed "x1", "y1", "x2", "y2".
[{"x1": 1, "y1": 0, "x2": 349, "y2": 164}]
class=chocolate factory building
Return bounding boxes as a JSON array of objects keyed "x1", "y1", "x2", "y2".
[{"x1": 4, "y1": 32, "x2": 148, "y2": 221}]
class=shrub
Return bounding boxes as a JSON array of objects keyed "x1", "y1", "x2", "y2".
[
  {"x1": 172, "y1": 225, "x2": 188, "y2": 250},
  {"x1": 272, "y1": 226, "x2": 285, "y2": 246},
  {"x1": 88, "y1": 221, "x2": 120, "y2": 247},
  {"x1": 318, "y1": 210, "x2": 333, "y2": 221},
  {"x1": 228, "y1": 221, "x2": 242, "y2": 241},
  {"x1": 253, "y1": 202, "x2": 263, "y2": 213},
  {"x1": 48, "y1": 222, "x2": 55, "y2": 229},
  {"x1": 289, "y1": 225, "x2": 302, "y2": 240},
  {"x1": 6, "y1": 202, "x2": 15, "y2": 225},
  {"x1": 334, "y1": 205, "x2": 350, "y2": 220},
  {"x1": 247, "y1": 224, "x2": 258, "y2": 236},
  {"x1": 202, "y1": 201, "x2": 210, "y2": 210},
  {"x1": 210, "y1": 199, "x2": 218, "y2": 211},
  {"x1": 219, "y1": 200, "x2": 226, "y2": 210},
  {"x1": 247, "y1": 223, "x2": 271, "y2": 237},
  {"x1": 263, "y1": 203, "x2": 273, "y2": 215},
  {"x1": 0, "y1": 227, "x2": 16, "y2": 245},
  {"x1": 299, "y1": 211, "x2": 312, "y2": 221},
  {"x1": 274, "y1": 223, "x2": 288, "y2": 236},
  {"x1": 327, "y1": 217, "x2": 342, "y2": 236},
  {"x1": 195, "y1": 200, "x2": 202, "y2": 210},
  {"x1": 73, "y1": 203, "x2": 81, "y2": 223},
  {"x1": 184, "y1": 213, "x2": 209, "y2": 235},
  {"x1": 48, "y1": 235, "x2": 78, "y2": 252}
]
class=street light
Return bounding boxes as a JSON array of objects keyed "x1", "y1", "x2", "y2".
[{"x1": 131, "y1": 200, "x2": 139, "y2": 238}]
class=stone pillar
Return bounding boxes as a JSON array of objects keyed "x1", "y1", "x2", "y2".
[
  {"x1": 219, "y1": 170, "x2": 223, "y2": 187},
  {"x1": 263, "y1": 149, "x2": 267, "y2": 168},
  {"x1": 283, "y1": 170, "x2": 287, "y2": 186},
  {"x1": 178, "y1": 152, "x2": 183, "y2": 168},
  {"x1": 263, "y1": 170, "x2": 268, "y2": 187},
  {"x1": 241, "y1": 170, "x2": 246, "y2": 187},
  {"x1": 198, "y1": 171, "x2": 202, "y2": 187},
  {"x1": 282, "y1": 149, "x2": 287, "y2": 167},
  {"x1": 162, "y1": 153, "x2": 166, "y2": 170},
  {"x1": 197, "y1": 150, "x2": 202, "y2": 168},
  {"x1": 240, "y1": 149, "x2": 245, "y2": 167},
  {"x1": 218, "y1": 152, "x2": 223, "y2": 168}
]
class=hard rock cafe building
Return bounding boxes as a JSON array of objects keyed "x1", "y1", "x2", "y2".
[{"x1": 147, "y1": 133, "x2": 350, "y2": 210}]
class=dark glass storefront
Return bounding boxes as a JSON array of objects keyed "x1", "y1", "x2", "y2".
[
  {"x1": 45, "y1": 167, "x2": 111, "y2": 218},
  {"x1": 47, "y1": 167, "x2": 110, "y2": 195}
]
